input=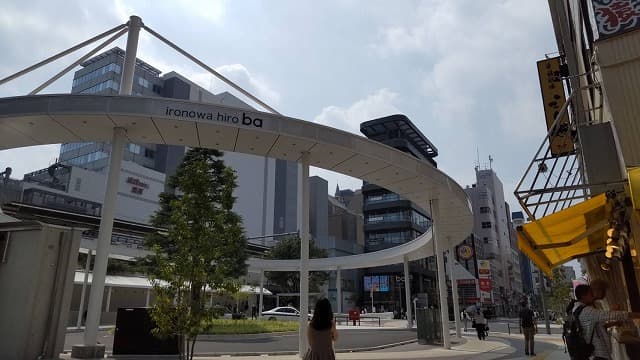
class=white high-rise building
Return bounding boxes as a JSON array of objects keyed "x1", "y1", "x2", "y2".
[{"x1": 465, "y1": 167, "x2": 511, "y2": 312}]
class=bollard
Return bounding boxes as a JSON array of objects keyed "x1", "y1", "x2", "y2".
[{"x1": 507, "y1": 323, "x2": 510, "y2": 335}]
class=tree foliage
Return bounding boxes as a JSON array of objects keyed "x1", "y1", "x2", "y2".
[
  {"x1": 544, "y1": 267, "x2": 573, "y2": 318},
  {"x1": 265, "y1": 235, "x2": 329, "y2": 296},
  {"x1": 144, "y1": 148, "x2": 248, "y2": 360}
]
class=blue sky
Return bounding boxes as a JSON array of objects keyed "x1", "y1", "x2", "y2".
[
  {"x1": 0, "y1": 2, "x2": 572, "y2": 228},
  {"x1": 0, "y1": 0, "x2": 557, "y2": 199},
  {"x1": 0, "y1": 0, "x2": 582, "y2": 275}
]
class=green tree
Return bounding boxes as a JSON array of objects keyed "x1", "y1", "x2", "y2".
[
  {"x1": 145, "y1": 148, "x2": 248, "y2": 360},
  {"x1": 265, "y1": 235, "x2": 329, "y2": 297},
  {"x1": 544, "y1": 267, "x2": 572, "y2": 320}
]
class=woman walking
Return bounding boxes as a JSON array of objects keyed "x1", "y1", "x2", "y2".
[
  {"x1": 473, "y1": 307, "x2": 487, "y2": 340},
  {"x1": 304, "y1": 298, "x2": 338, "y2": 360}
]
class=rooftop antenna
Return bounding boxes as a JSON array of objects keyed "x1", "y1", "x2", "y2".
[
  {"x1": 489, "y1": 155, "x2": 494, "y2": 170},
  {"x1": 475, "y1": 147, "x2": 480, "y2": 172}
]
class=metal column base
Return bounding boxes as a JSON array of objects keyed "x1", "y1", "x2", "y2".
[{"x1": 71, "y1": 344, "x2": 105, "y2": 359}]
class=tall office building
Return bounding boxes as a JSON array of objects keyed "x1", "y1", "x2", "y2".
[
  {"x1": 464, "y1": 167, "x2": 511, "y2": 312},
  {"x1": 512, "y1": 211, "x2": 534, "y2": 295},
  {"x1": 60, "y1": 47, "x2": 298, "y2": 239},
  {"x1": 359, "y1": 114, "x2": 437, "y2": 312}
]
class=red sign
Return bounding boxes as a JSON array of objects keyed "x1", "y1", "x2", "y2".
[
  {"x1": 479, "y1": 278, "x2": 492, "y2": 292},
  {"x1": 127, "y1": 177, "x2": 149, "y2": 195}
]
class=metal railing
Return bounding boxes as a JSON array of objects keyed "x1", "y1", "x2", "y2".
[{"x1": 514, "y1": 83, "x2": 604, "y2": 220}]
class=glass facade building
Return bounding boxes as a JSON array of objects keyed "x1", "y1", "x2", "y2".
[{"x1": 359, "y1": 114, "x2": 439, "y2": 313}]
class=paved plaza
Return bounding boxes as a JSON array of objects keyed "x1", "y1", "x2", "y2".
[{"x1": 62, "y1": 318, "x2": 569, "y2": 359}]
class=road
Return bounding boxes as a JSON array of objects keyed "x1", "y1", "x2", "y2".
[
  {"x1": 65, "y1": 328, "x2": 417, "y2": 355},
  {"x1": 64, "y1": 318, "x2": 565, "y2": 356}
]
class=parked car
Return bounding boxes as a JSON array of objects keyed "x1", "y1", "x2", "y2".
[{"x1": 261, "y1": 306, "x2": 311, "y2": 321}]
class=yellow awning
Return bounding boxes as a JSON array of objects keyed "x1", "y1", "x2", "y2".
[{"x1": 517, "y1": 193, "x2": 608, "y2": 277}]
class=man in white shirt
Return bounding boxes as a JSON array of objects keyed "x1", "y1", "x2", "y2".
[{"x1": 573, "y1": 284, "x2": 640, "y2": 360}]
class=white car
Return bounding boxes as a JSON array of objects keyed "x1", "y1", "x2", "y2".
[{"x1": 261, "y1": 306, "x2": 311, "y2": 321}]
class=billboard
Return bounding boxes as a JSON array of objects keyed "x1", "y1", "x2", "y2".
[
  {"x1": 477, "y1": 260, "x2": 492, "y2": 302},
  {"x1": 363, "y1": 275, "x2": 390, "y2": 292},
  {"x1": 536, "y1": 57, "x2": 573, "y2": 157}
]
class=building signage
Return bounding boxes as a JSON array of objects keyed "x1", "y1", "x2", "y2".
[
  {"x1": 478, "y1": 278, "x2": 492, "y2": 292},
  {"x1": 536, "y1": 57, "x2": 573, "y2": 157},
  {"x1": 477, "y1": 260, "x2": 493, "y2": 298},
  {"x1": 164, "y1": 107, "x2": 263, "y2": 128},
  {"x1": 592, "y1": 0, "x2": 640, "y2": 40},
  {"x1": 457, "y1": 245, "x2": 474, "y2": 260},
  {"x1": 126, "y1": 176, "x2": 149, "y2": 195},
  {"x1": 477, "y1": 260, "x2": 491, "y2": 275}
]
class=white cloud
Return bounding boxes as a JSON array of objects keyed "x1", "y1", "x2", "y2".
[
  {"x1": 372, "y1": 0, "x2": 552, "y2": 155},
  {"x1": 313, "y1": 88, "x2": 400, "y2": 134},
  {"x1": 212, "y1": 64, "x2": 281, "y2": 106},
  {"x1": 308, "y1": 88, "x2": 402, "y2": 192},
  {"x1": 175, "y1": 0, "x2": 227, "y2": 23}
]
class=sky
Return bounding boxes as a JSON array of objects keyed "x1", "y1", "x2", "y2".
[{"x1": 0, "y1": 0, "x2": 575, "y2": 273}]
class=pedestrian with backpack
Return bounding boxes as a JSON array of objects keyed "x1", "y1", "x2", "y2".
[
  {"x1": 519, "y1": 301, "x2": 537, "y2": 356},
  {"x1": 567, "y1": 284, "x2": 640, "y2": 360}
]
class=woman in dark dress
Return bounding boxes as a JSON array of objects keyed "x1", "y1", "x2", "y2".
[{"x1": 304, "y1": 298, "x2": 338, "y2": 360}]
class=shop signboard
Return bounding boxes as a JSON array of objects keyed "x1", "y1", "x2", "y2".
[
  {"x1": 477, "y1": 260, "x2": 491, "y2": 276},
  {"x1": 536, "y1": 56, "x2": 572, "y2": 157},
  {"x1": 592, "y1": 0, "x2": 640, "y2": 40},
  {"x1": 477, "y1": 260, "x2": 492, "y2": 302},
  {"x1": 457, "y1": 245, "x2": 474, "y2": 260},
  {"x1": 478, "y1": 278, "x2": 492, "y2": 292}
]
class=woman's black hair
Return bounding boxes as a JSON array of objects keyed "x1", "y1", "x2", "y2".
[{"x1": 310, "y1": 298, "x2": 333, "y2": 331}]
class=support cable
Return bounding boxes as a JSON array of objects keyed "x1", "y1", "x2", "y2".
[
  {"x1": 0, "y1": 24, "x2": 127, "y2": 86},
  {"x1": 142, "y1": 24, "x2": 280, "y2": 115},
  {"x1": 30, "y1": 28, "x2": 128, "y2": 95}
]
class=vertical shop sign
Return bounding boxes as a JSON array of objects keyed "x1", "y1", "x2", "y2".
[{"x1": 536, "y1": 57, "x2": 573, "y2": 157}]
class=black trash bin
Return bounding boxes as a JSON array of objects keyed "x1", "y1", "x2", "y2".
[
  {"x1": 112, "y1": 307, "x2": 179, "y2": 355},
  {"x1": 415, "y1": 307, "x2": 442, "y2": 345}
]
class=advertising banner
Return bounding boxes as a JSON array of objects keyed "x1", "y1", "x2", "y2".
[
  {"x1": 477, "y1": 260, "x2": 492, "y2": 302},
  {"x1": 592, "y1": 0, "x2": 640, "y2": 40}
]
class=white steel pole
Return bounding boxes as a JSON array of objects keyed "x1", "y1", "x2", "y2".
[
  {"x1": 146, "y1": 288, "x2": 151, "y2": 307},
  {"x1": 448, "y1": 247, "x2": 462, "y2": 338},
  {"x1": 77, "y1": 250, "x2": 93, "y2": 328},
  {"x1": 403, "y1": 255, "x2": 412, "y2": 328},
  {"x1": 336, "y1": 267, "x2": 342, "y2": 314},
  {"x1": 83, "y1": 15, "x2": 141, "y2": 346},
  {"x1": 298, "y1": 152, "x2": 310, "y2": 357},
  {"x1": 432, "y1": 198, "x2": 451, "y2": 349},
  {"x1": 83, "y1": 127, "x2": 126, "y2": 345},
  {"x1": 259, "y1": 270, "x2": 265, "y2": 319}
]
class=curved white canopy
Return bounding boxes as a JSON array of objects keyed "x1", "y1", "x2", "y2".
[
  {"x1": 0, "y1": 94, "x2": 473, "y2": 270},
  {"x1": 248, "y1": 228, "x2": 434, "y2": 272}
]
